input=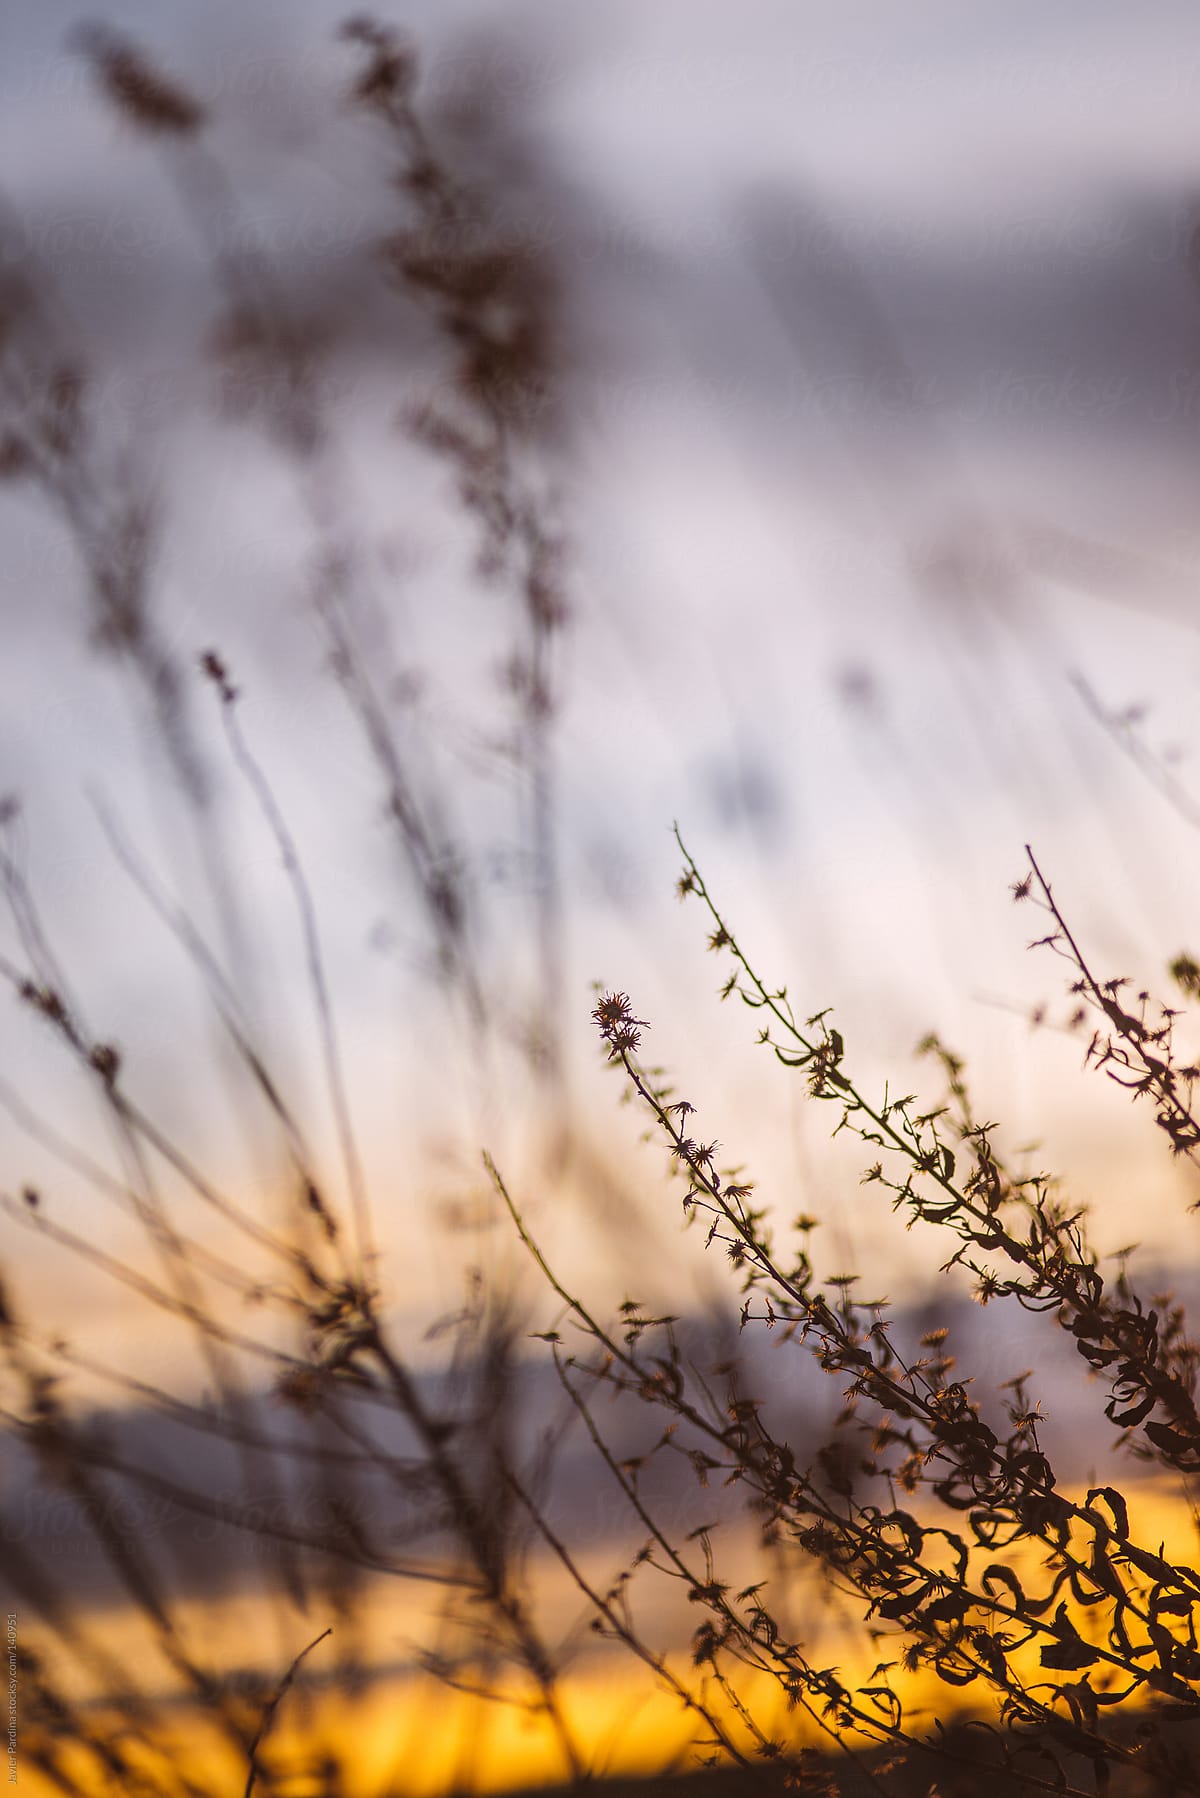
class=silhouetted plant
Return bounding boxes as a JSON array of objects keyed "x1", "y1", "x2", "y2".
[
  {"x1": 3, "y1": 17, "x2": 1197, "y2": 1798},
  {"x1": 499, "y1": 830, "x2": 1200, "y2": 1795}
]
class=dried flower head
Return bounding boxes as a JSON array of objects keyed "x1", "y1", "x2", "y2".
[
  {"x1": 341, "y1": 17, "x2": 418, "y2": 111},
  {"x1": 591, "y1": 990, "x2": 648, "y2": 1058},
  {"x1": 199, "y1": 649, "x2": 238, "y2": 705},
  {"x1": 74, "y1": 26, "x2": 205, "y2": 135}
]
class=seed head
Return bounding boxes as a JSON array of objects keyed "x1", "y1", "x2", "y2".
[{"x1": 591, "y1": 990, "x2": 648, "y2": 1058}]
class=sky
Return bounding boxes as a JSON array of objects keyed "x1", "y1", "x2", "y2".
[{"x1": 1, "y1": 0, "x2": 1200, "y2": 1369}]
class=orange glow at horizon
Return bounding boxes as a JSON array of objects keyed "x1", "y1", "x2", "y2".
[{"x1": 17, "y1": 1477, "x2": 1200, "y2": 1796}]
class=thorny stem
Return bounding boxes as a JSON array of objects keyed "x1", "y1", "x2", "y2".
[
  {"x1": 493, "y1": 1165, "x2": 1161, "y2": 1790},
  {"x1": 674, "y1": 827, "x2": 1200, "y2": 1476}
]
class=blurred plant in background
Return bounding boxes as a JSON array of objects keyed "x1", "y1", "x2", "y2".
[{"x1": 0, "y1": 21, "x2": 596, "y2": 1795}]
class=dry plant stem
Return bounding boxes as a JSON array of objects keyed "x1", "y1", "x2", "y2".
[
  {"x1": 1, "y1": 1195, "x2": 466, "y2": 1585},
  {"x1": 492, "y1": 1164, "x2": 1132, "y2": 1795},
  {"x1": 0, "y1": 1047, "x2": 292, "y2": 1405},
  {"x1": 0, "y1": 1195, "x2": 318, "y2": 1372},
  {"x1": 89, "y1": 796, "x2": 323, "y2": 1165},
  {"x1": 501, "y1": 1465, "x2": 757, "y2": 1773},
  {"x1": 41, "y1": 1334, "x2": 429, "y2": 1476},
  {"x1": 1071, "y1": 673, "x2": 1200, "y2": 835},
  {"x1": 0, "y1": 231, "x2": 254, "y2": 1038},
  {"x1": 243, "y1": 1626, "x2": 332, "y2": 1798},
  {"x1": 306, "y1": 557, "x2": 489, "y2": 1030},
  {"x1": 510, "y1": 1013, "x2": 1200, "y2": 1790},
  {"x1": 0, "y1": 1532, "x2": 159, "y2": 1751},
  {"x1": 83, "y1": 24, "x2": 564, "y2": 1099},
  {"x1": 0, "y1": 1328, "x2": 255, "y2": 1764},
  {"x1": 0, "y1": 311, "x2": 202, "y2": 805},
  {"x1": 1023, "y1": 843, "x2": 1200, "y2": 1164},
  {"x1": 675, "y1": 827, "x2": 1200, "y2": 1477},
  {"x1": 6, "y1": 1173, "x2": 475, "y2": 1507},
  {"x1": 366, "y1": 1328, "x2": 584, "y2": 1780},
  {"x1": 0, "y1": 1073, "x2": 277, "y2": 1305},
  {"x1": 0, "y1": 940, "x2": 312, "y2": 1274},
  {"x1": 4, "y1": 791, "x2": 372, "y2": 1560},
  {"x1": 98, "y1": 50, "x2": 491, "y2": 1029},
  {"x1": 489, "y1": 1163, "x2": 876, "y2": 1728},
  {"x1": 0, "y1": 1393, "x2": 462, "y2": 1589},
  {"x1": 619, "y1": 1028, "x2": 1200, "y2": 1725},
  {"x1": 549, "y1": 1350, "x2": 894, "y2": 1795},
  {"x1": 0, "y1": 846, "x2": 316, "y2": 1604},
  {"x1": 345, "y1": 22, "x2": 569, "y2": 1079},
  {"x1": 1, "y1": 32, "x2": 576, "y2": 1788},
  {"x1": 607, "y1": 840, "x2": 1200, "y2": 1783},
  {"x1": 209, "y1": 677, "x2": 374, "y2": 1271},
  {"x1": 12, "y1": 1640, "x2": 181, "y2": 1798},
  {"x1": 616, "y1": 1040, "x2": 1178, "y2": 1636}
]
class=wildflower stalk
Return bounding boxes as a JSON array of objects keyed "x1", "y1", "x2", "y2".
[
  {"x1": 675, "y1": 826, "x2": 1200, "y2": 1479},
  {"x1": 501, "y1": 843, "x2": 1200, "y2": 1793}
]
